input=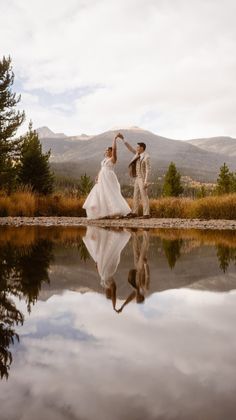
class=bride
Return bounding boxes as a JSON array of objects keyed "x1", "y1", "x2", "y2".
[{"x1": 83, "y1": 134, "x2": 131, "y2": 219}]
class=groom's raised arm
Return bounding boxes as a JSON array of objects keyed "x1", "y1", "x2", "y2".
[{"x1": 116, "y1": 133, "x2": 136, "y2": 154}]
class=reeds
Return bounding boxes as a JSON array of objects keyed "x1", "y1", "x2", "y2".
[
  {"x1": 0, "y1": 190, "x2": 85, "y2": 217},
  {"x1": 150, "y1": 195, "x2": 236, "y2": 219},
  {"x1": 0, "y1": 190, "x2": 236, "y2": 220}
]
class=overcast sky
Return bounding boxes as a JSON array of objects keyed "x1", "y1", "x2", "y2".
[{"x1": 1, "y1": 0, "x2": 236, "y2": 138}]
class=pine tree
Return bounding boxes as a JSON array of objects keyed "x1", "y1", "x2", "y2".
[
  {"x1": 162, "y1": 162, "x2": 183, "y2": 197},
  {"x1": 216, "y1": 163, "x2": 233, "y2": 195},
  {"x1": 0, "y1": 56, "x2": 25, "y2": 190},
  {"x1": 18, "y1": 122, "x2": 54, "y2": 194},
  {"x1": 77, "y1": 173, "x2": 93, "y2": 197}
]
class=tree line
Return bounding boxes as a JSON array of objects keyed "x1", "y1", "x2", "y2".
[{"x1": 0, "y1": 56, "x2": 54, "y2": 194}]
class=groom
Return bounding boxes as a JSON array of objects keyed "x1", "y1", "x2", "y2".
[{"x1": 117, "y1": 133, "x2": 151, "y2": 218}]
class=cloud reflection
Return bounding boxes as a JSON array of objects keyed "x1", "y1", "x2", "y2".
[{"x1": 0, "y1": 289, "x2": 236, "y2": 420}]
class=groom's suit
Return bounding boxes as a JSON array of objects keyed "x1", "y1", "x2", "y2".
[{"x1": 129, "y1": 152, "x2": 151, "y2": 216}]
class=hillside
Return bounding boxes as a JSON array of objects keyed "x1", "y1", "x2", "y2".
[
  {"x1": 187, "y1": 136, "x2": 236, "y2": 157},
  {"x1": 39, "y1": 127, "x2": 236, "y2": 182}
]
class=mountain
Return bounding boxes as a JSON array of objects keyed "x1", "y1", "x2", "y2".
[
  {"x1": 69, "y1": 134, "x2": 92, "y2": 141},
  {"x1": 36, "y1": 126, "x2": 67, "y2": 139},
  {"x1": 38, "y1": 127, "x2": 236, "y2": 182},
  {"x1": 187, "y1": 136, "x2": 236, "y2": 156}
]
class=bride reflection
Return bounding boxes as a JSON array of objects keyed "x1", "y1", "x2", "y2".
[{"x1": 83, "y1": 227, "x2": 131, "y2": 310}]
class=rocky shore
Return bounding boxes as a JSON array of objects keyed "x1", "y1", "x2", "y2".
[{"x1": 0, "y1": 216, "x2": 236, "y2": 230}]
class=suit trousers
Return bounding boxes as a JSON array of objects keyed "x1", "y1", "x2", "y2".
[{"x1": 133, "y1": 177, "x2": 150, "y2": 216}]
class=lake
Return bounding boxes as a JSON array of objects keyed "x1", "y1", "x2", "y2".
[{"x1": 0, "y1": 225, "x2": 236, "y2": 420}]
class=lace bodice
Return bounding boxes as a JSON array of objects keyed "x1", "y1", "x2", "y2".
[{"x1": 101, "y1": 157, "x2": 114, "y2": 170}]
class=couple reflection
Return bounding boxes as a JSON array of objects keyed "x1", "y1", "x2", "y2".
[{"x1": 83, "y1": 227, "x2": 150, "y2": 312}]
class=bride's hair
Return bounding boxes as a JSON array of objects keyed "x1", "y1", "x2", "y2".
[{"x1": 108, "y1": 147, "x2": 112, "y2": 152}]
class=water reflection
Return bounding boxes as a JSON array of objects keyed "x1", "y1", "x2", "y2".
[
  {"x1": 0, "y1": 225, "x2": 236, "y2": 382},
  {"x1": 83, "y1": 227, "x2": 131, "y2": 310},
  {"x1": 116, "y1": 230, "x2": 150, "y2": 312},
  {"x1": 0, "y1": 290, "x2": 23, "y2": 379},
  {"x1": 216, "y1": 244, "x2": 236, "y2": 273},
  {"x1": 0, "y1": 239, "x2": 53, "y2": 378},
  {"x1": 162, "y1": 238, "x2": 183, "y2": 269}
]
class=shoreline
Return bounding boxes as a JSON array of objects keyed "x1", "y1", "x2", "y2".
[{"x1": 0, "y1": 216, "x2": 236, "y2": 230}]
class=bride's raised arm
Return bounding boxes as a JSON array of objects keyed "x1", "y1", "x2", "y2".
[
  {"x1": 116, "y1": 132, "x2": 136, "y2": 154},
  {"x1": 111, "y1": 136, "x2": 117, "y2": 163}
]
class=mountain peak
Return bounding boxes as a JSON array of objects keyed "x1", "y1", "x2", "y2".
[
  {"x1": 110, "y1": 125, "x2": 145, "y2": 131},
  {"x1": 36, "y1": 126, "x2": 67, "y2": 139}
]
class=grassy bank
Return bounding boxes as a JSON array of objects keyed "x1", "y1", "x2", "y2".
[
  {"x1": 0, "y1": 191, "x2": 236, "y2": 219},
  {"x1": 0, "y1": 191, "x2": 85, "y2": 217}
]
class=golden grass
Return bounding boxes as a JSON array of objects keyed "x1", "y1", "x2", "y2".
[
  {"x1": 150, "y1": 194, "x2": 236, "y2": 220},
  {"x1": 1, "y1": 191, "x2": 236, "y2": 220},
  {"x1": 0, "y1": 191, "x2": 36, "y2": 216},
  {"x1": 0, "y1": 191, "x2": 85, "y2": 217}
]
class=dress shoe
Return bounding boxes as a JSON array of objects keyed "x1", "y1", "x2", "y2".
[{"x1": 125, "y1": 212, "x2": 138, "y2": 218}]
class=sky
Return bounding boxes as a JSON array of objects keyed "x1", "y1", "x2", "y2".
[{"x1": 1, "y1": 0, "x2": 236, "y2": 139}]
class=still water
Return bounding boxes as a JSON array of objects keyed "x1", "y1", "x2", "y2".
[{"x1": 0, "y1": 225, "x2": 236, "y2": 420}]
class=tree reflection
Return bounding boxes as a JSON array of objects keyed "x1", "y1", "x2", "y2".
[
  {"x1": 0, "y1": 292, "x2": 23, "y2": 379},
  {"x1": 77, "y1": 237, "x2": 90, "y2": 262},
  {"x1": 0, "y1": 239, "x2": 53, "y2": 379},
  {"x1": 216, "y1": 245, "x2": 236, "y2": 273},
  {"x1": 162, "y1": 239, "x2": 183, "y2": 269},
  {"x1": 16, "y1": 240, "x2": 53, "y2": 312}
]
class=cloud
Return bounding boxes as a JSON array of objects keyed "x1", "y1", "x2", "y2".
[{"x1": 1, "y1": 0, "x2": 236, "y2": 137}]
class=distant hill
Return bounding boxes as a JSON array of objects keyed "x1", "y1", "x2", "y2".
[
  {"x1": 36, "y1": 126, "x2": 67, "y2": 139},
  {"x1": 38, "y1": 127, "x2": 236, "y2": 182},
  {"x1": 187, "y1": 136, "x2": 236, "y2": 157}
]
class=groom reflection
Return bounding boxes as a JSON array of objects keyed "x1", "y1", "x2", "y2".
[
  {"x1": 83, "y1": 227, "x2": 131, "y2": 310},
  {"x1": 116, "y1": 230, "x2": 150, "y2": 313}
]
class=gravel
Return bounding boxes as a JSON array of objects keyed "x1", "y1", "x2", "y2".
[{"x1": 0, "y1": 217, "x2": 236, "y2": 230}]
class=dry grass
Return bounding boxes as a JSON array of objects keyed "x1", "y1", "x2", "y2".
[
  {"x1": 1, "y1": 191, "x2": 236, "y2": 219},
  {"x1": 0, "y1": 191, "x2": 86, "y2": 217},
  {"x1": 150, "y1": 195, "x2": 236, "y2": 220},
  {"x1": 0, "y1": 190, "x2": 36, "y2": 216}
]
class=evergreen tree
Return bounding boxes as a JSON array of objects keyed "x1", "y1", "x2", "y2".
[
  {"x1": 77, "y1": 173, "x2": 93, "y2": 196},
  {"x1": 216, "y1": 163, "x2": 233, "y2": 195},
  {"x1": 18, "y1": 122, "x2": 54, "y2": 194},
  {"x1": 0, "y1": 56, "x2": 25, "y2": 190},
  {"x1": 162, "y1": 162, "x2": 183, "y2": 197},
  {"x1": 232, "y1": 173, "x2": 236, "y2": 193}
]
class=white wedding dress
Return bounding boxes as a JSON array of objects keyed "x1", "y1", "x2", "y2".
[
  {"x1": 83, "y1": 226, "x2": 131, "y2": 288},
  {"x1": 83, "y1": 157, "x2": 131, "y2": 219}
]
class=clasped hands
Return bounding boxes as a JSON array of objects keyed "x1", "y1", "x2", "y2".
[{"x1": 115, "y1": 132, "x2": 124, "y2": 140}]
